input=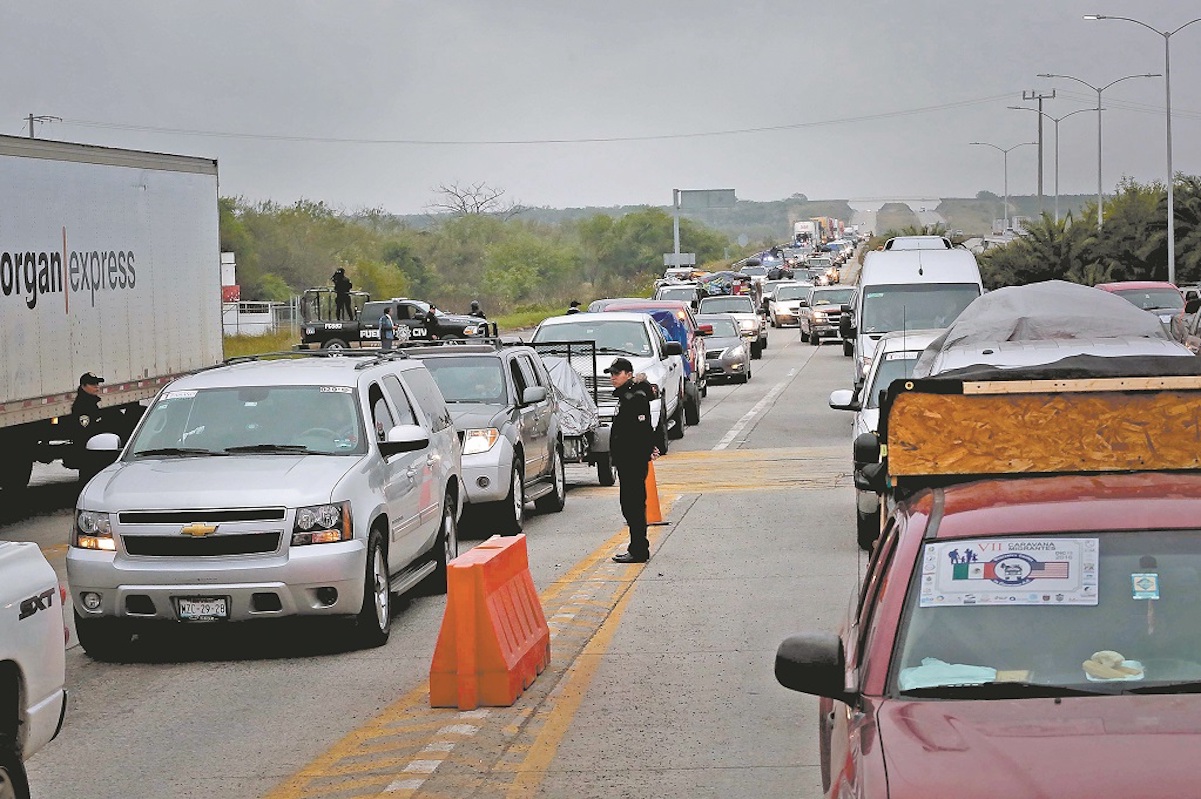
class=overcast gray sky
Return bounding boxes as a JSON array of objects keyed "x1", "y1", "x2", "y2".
[{"x1": 6, "y1": 0, "x2": 1200, "y2": 213}]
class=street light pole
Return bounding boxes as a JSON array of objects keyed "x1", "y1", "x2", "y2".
[
  {"x1": 1038, "y1": 72, "x2": 1159, "y2": 231},
  {"x1": 1008, "y1": 106, "x2": 1101, "y2": 223},
  {"x1": 1085, "y1": 16, "x2": 1201, "y2": 284},
  {"x1": 970, "y1": 141, "x2": 1037, "y2": 232}
]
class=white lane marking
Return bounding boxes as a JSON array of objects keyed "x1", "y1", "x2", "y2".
[{"x1": 713, "y1": 369, "x2": 795, "y2": 451}]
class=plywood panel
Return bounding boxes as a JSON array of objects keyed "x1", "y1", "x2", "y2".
[{"x1": 887, "y1": 390, "x2": 1201, "y2": 476}]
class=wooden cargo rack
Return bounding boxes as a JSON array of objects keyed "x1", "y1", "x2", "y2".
[{"x1": 882, "y1": 376, "x2": 1201, "y2": 479}]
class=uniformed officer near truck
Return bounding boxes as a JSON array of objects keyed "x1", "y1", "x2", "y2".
[
  {"x1": 71, "y1": 372, "x2": 106, "y2": 437},
  {"x1": 606, "y1": 357, "x2": 659, "y2": 564}
]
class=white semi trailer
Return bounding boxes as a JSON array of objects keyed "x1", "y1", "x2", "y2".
[{"x1": 0, "y1": 136, "x2": 222, "y2": 491}]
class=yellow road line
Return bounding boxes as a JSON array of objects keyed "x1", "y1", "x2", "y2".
[
  {"x1": 262, "y1": 496, "x2": 678, "y2": 799},
  {"x1": 505, "y1": 579, "x2": 636, "y2": 798}
]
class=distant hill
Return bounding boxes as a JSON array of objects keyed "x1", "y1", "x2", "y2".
[{"x1": 395, "y1": 194, "x2": 1096, "y2": 241}]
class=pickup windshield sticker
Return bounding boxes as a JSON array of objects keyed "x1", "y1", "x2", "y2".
[
  {"x1": 920, "y1": 538, "x2": 1099, "y2": 607},
  {"x1": 320, "y1": 386, "x2": 354, "y2": 394},
  {"x1": 161, "y1": 390, "x2": 198, "y2": 401}
]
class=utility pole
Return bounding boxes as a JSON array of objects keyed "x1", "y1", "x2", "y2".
[
  {"x1": 1023, "y1": 90, "x2": 1056, "y2": 216},
  {"x1": 26, "y1": 114, "x2": 61, "y2": 139}
]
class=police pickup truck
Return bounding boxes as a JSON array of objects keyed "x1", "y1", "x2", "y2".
[
  {"x1": 299, "y1": 297, "x2": 496, "y2": 350},
  {"x1": 1, "y1": 542, "x2": 67, "y2": 799}
]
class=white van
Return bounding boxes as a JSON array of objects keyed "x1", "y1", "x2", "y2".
[{"x1": 842, "y1": 243, "x2": 983, "y2": 388}]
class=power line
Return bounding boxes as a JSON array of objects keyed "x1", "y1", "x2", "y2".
[{"x1": 48, "y1": 93, "x2": 1015, "y2": 146}]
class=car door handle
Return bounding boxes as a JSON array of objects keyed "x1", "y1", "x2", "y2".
[
  {"x1": 426, "y1": 453, "x2": 437, "y2": 465},
  {"x1": 406, "y1": 466, "x2": 418, "y2": 481}
]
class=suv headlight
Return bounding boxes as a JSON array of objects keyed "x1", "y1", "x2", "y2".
[
  {"x1": 292, "y1": 501, "x2": 351, "y2": 546},
  {"x1": 462, "y1": 428, "x2": 501, "y2": 455},
  {"x1": 463, "y1": 325, "x2": 480, "y2": 336},
  {"x1": 74, "y1": 510, "x2": 115, "y2": 551}
]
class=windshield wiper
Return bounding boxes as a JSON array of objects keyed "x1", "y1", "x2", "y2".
[
  {"x1": 900, "y1": 681, "x2": 1110, "y2": 699},
  {"x1": 134, "y1": 447, "x2": 221, "y2": 457},
  {"x1": 595, "y1": 346, "x2": 638, "y2": 355},
  {"x1": 1123, "y1": 680, "x2": 1201, "y2": 695},
  {"x1": 223, "y1": 444, "x2": 316, "y2": 454}
]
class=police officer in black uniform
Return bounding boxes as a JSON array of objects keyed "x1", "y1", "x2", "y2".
[
  {"x1": 607, "y1": 357, "x2": 659, "y2": 563},
  {"x1": 566, "y1": 300, "x2": 582, "y2": 315},
  {"x1": 468, "y1": 300, "x2": 486, "y2": 319},
  {"x1": 331, "y1": 268, "x2": 353, "y2": 320},
  {"x1": 72, "y1": 372, "x2": 106, "y2": 437}
]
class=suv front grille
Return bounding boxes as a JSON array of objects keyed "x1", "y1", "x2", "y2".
[
  {"x1": 123, "y1": 532, "x2": 282, "y2": 557},
  {"x1": 118, "y1": 508, "x2": 287, "y2": 524}
]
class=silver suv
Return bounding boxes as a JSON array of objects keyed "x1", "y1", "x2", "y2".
[
  {"x1": 66, "y1": 352, "x2": 463, "y2": 658},
  {"x1": 406, "y1": 343, "x2": 565, "y2": 534}
]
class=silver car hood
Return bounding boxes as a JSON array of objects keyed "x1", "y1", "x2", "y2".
[
  {"x1": 448, "y1": 404, "x2": 509, "y2": 430},
  {"x1": 82, "y1": 455, "x2": 361, "y2": 509}
]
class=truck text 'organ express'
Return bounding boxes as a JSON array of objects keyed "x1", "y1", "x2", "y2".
[{"x1": 0, "y1": 247, "x2": 137, "y2": 309}]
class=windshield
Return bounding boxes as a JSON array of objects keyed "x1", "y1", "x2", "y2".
[
  {"x1": 808, "y1": 258, "x2": 833, "y2": 268},
  {"x1": 422, "y1": 357, "x2": 507, "y2": 404},
  {"x1": 533, "y1": 319, "x2": 653, "y2": 357},
  {"x1": 810, "y1": 288, "x2": 854, "y2": 306},
  {"x1": 864, "y1": 350, "x2": 920, "y2": 409},
  {"x1": 658, "y1": 287, "x2": 697, "y2": 302},
  {"x1": 699, "y1": 296, "x2": 755, "y2": 314},
  {"x1": 775, "y1": 285, "x2": 810, "y2": 301},
  {"x1": 701, "y1": 318, "x2": 740, "y2": 337},
  {"x1": 1113, "y1": 288, "x2": 1184, "y2": 311},
  {"x1": 129, "y1": 385, "x2": 366, "y2": 456},
  {"x1": 861, "y1": 283, "x2": 980, "y2": 334},
  {"x1": 893, "y1": 530, "x2": 1201, "y2": 695},
  {"x1": 742, "y1": 266, "x2": 768, "y2": 277}
]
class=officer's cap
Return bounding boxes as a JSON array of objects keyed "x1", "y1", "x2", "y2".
[
  {"x1": 605, "y1": 357, "x2": 634, "y2": 375},
  {"x1": 79, "y1": 372, "x2": 105, "y2": 386}
]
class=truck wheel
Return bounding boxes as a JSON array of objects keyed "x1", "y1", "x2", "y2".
[
  {"x1": 323, "y1": 338, "x2": 348, "y2": 352},
  {"x1": 800, "y1": 325, "x2": 810, "y2": 342},
  {"x1": 0, "y1": 741, "x2": 30, "y2": 799},
  {"x1": 0, "y1": 453, "x2": 32, "y2": 494},
  {"x1": 761, "y1": 336, "x2": 768, "y2": 351},
  {"x1": 751, "y1": 342, "x2": 762, "y2": 360},
  {"x1": 810, "y1": 331, "x2": 821, "y2": 346},
  {"x1": 351, "y1": 530, "x2": 391, "y2": 649},
  {"x1": 655, "y1": 403, "x2": 670, "y2": 455},
  {"x1": 535, "y1": 444, "x2": 567, "y2": 513},
  {"x1": 684, "y1": 384, "x2": 701, "y2": 426},
  {"x1": 857, "y1": 508, "x2": 881, "y2": 552},
  {"x1": 422, "y1": 492, "x2": 458, "y2": 595},
  {"x1": 494, "y1": 461, "x2": 525, "y2": 534},
  {"x1": 668, "y1": 398, "x2": 685, "y2": 440},
  {"x1": 700, "y1": 376, "x2": 708, "y2": 398},
  {"x1": 843, "y1": 340, "x2": 854, "y2": 357},
  {"x1": 74, "y1": 611, "x2": 134, "y2": 662},
  {"x1": 596, "y1": 453, "x2": 615, "y2": 486}
]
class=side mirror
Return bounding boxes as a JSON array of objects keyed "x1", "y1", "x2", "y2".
[
  {"x1": 852, "y1": 431, "x2": 880, "y2": 467},
  {"x1": 380, "y1": 423, "x2": 429, "y2": 457},
  {"x1": 697, "y1": 324, "x2": 714, "y2": 337},
  {"x1": 1187, "y1": 298, "x2": 1201, "y2": 315},
  {"x1": 663, "y1": 341, "x2": 684, "y2": 357},
  {"x1": 828, "y1": 389, "x2": 859, "y2": 411},
  {"x1": 521, "y1": 386, "x2": 547, "y2": 405},
  {"x1": 85, "y1": 432, "x2": 122, "y2": 452},
  {"x1": 775, "y1": 632, "x2": 854, "y2": 703},
  {"x1": 799, "y1": 299, "x2": 809, "y2": 307}
]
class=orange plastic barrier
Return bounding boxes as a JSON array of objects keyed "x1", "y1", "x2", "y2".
[
  {"x1": 645, "y1": 460, "x2": 665, "y2": 525},
  {"x1": 429, "y1": 534, "x2": 550, "y2": 710}
]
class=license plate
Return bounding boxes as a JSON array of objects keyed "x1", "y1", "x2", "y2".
[{"x1": 177, "y1": 597, "x2": 229, "y2": 621}]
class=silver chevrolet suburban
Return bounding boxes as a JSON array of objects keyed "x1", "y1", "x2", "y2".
[{"x1": 66, "y1": 352, "x2": 463, "y2": 658}]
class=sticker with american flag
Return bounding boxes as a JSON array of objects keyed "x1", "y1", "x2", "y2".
[{"x1": 921, "y1": 538, "x2": 1098, "y2": 607}]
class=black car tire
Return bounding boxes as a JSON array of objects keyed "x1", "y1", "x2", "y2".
[
  {"x1": 74, "y1": 611, "x2": 134, "y2": 662},
  {"x1": 493, "y1": 461, "x2": 525, "y2": 534},
  {"x1": 800, "y1": 325, "x2": 810, "y2": 342},
  {"x1": 857, "y1": 507, "x2": 881, "y2": 552},
  {"x1": 0, "y1": 740, "x2": 30, "y2": 799},
  {"x1": 684, "y1": 384, "x2": 701, "y2": 426},
  {"x1": 323, "y1": 338, "x2": 348, "y2": 351},
  {"x1": 596, "y1": 452, "x2": 615, "y2": 486},
  {"x1": 843, "y1": 339, "x2": 854, "y2": 357},
  {"x1": 811, "y1": 331, "x2": 821, "y2": 346},
  {"x1": 668, "y1": 397, "x2": 685, "y2": 440},
  {"x1": 655, "y1": 402, "x2": 670, "y2": 455},
  {"x1": 534, "y1": 444, "x2": 567, "y2": 513},
  {"x1": 422, "y1": 492, "x2": 458, "y2": 594},
  {"x1": 751, "y1": 342, "x2": 762, "y2": 360},
  {"x1": 351, "y1": 530, "x2": 391, "y2": 649}
]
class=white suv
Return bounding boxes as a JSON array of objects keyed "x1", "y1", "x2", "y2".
[{"x1": 66, "y1": 352, "x2": 463, "y2": 658}]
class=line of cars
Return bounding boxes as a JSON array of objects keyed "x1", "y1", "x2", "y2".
[{"x1": 781, "y1": 278, "x2": 1201, "y2": 798}]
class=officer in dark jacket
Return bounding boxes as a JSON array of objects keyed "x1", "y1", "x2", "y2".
[
  {"x1": 71, "y1": 372, "x2": 106, "y2": 437},
  {"x1": 606, "y1": 357, "x2": 659, "y2": 563},
  {"x1": 331, "y1": 268, "x2": 353, "y2": 320}
]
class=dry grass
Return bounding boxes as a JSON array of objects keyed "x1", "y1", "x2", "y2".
[{"x1": 222, "y1": 329, "x2": 297, "y2": 359}]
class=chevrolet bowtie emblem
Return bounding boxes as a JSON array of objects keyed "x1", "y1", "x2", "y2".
[{"x1": 181, "y1": 523, "x2": 218, "y2": 537}]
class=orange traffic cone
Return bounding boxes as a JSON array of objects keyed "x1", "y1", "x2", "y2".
[{"x1": 645, "y1": 460, "x2": 667, "y2": 525}]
